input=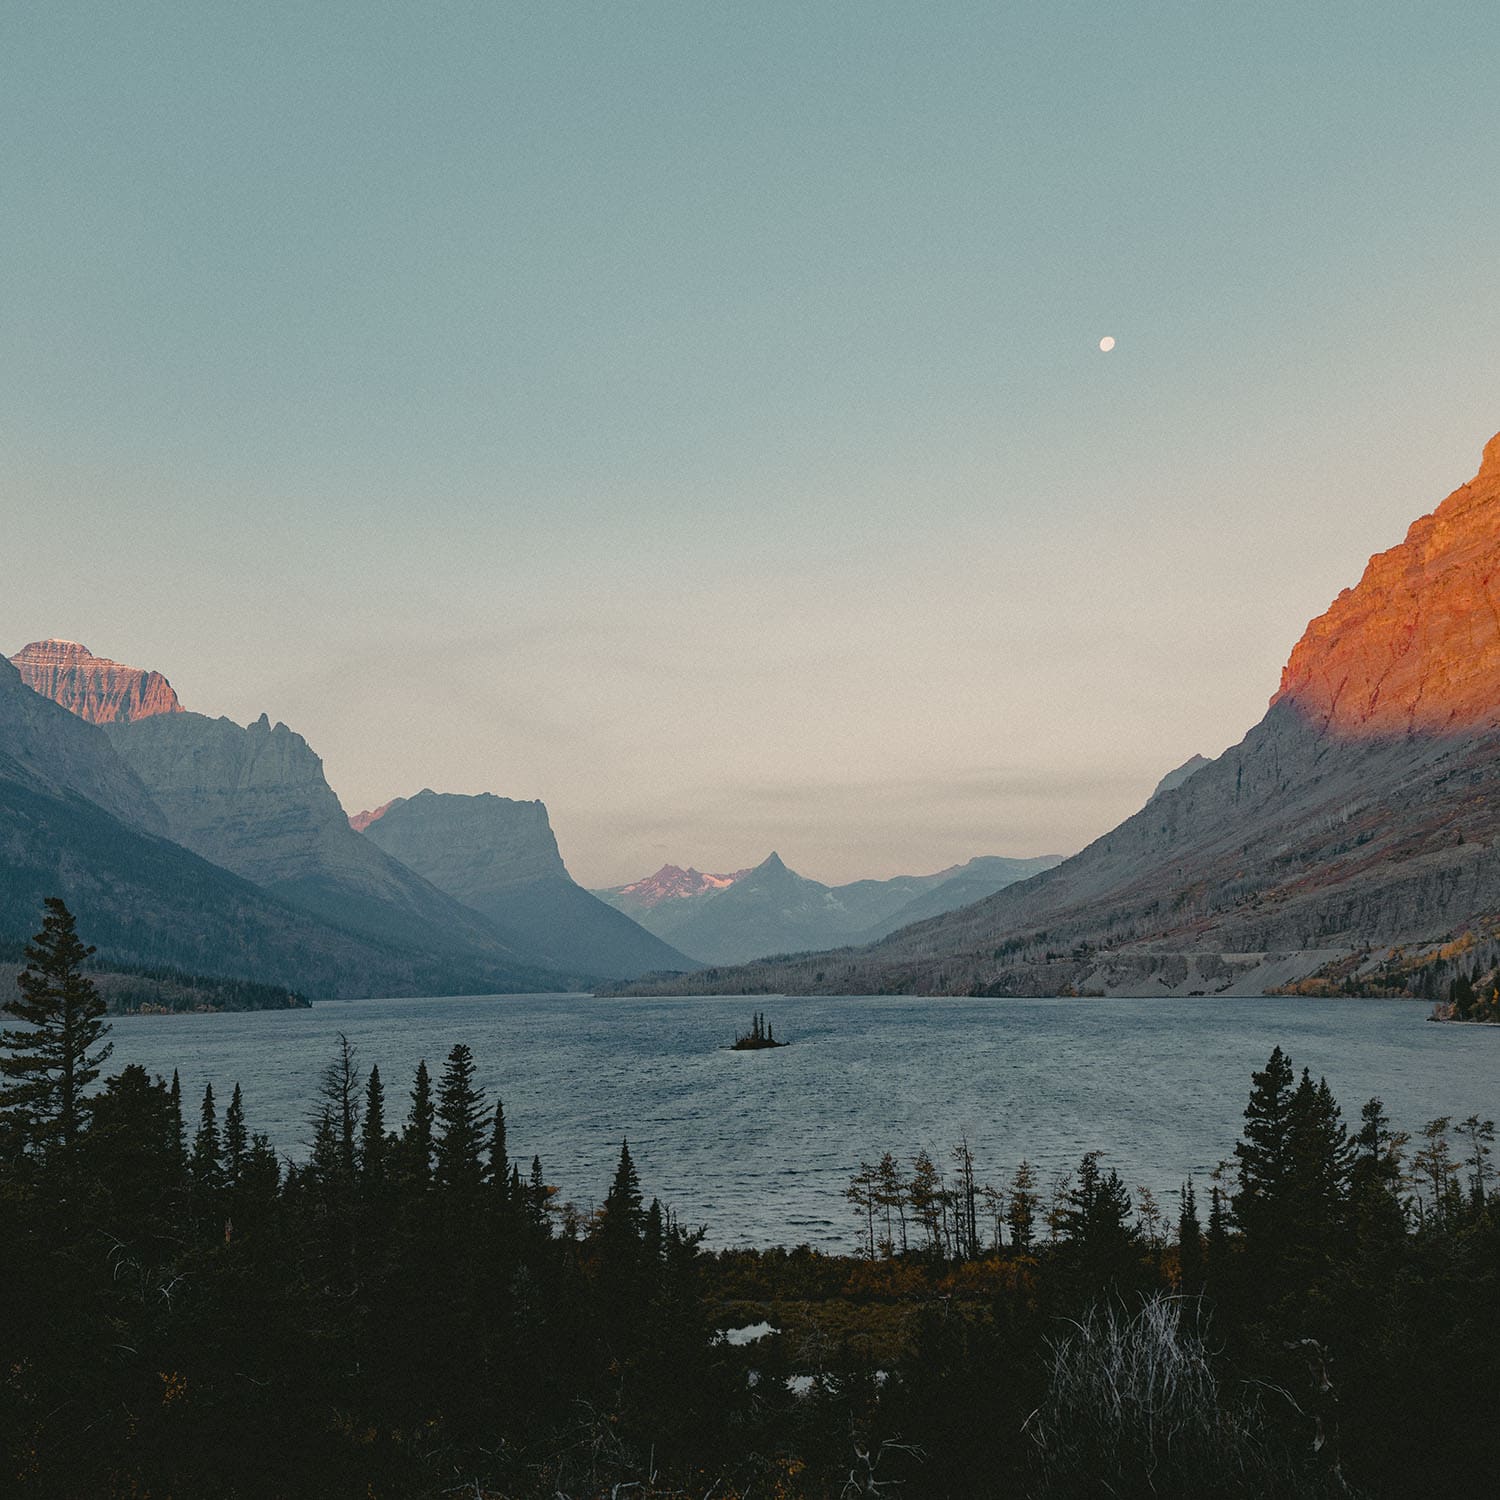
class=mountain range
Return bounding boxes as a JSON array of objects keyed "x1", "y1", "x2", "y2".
[
  {"x1": 617, "y1": 429, "x2": 1500, "y2": 998},
  {"x1": 2, "y1": 641, "x2": 689, "y2": 995},
  {"x1": 595, "y1": 851, "x2": 1063, "y2": 965}
]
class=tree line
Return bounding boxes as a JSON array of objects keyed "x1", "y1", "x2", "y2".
[{"x1": 3, "y1": 899, "x2": 1498, "y2": 1497}]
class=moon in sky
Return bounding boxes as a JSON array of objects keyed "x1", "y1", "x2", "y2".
[{"x1": 1098, "y1": 335, "x2": 1116, "y2": 352}]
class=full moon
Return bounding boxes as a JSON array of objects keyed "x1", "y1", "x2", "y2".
[{"x1": 1099, "y1": 335, "x2": 1116, "y2": 352}]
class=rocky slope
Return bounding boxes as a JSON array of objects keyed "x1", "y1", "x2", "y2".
[
  {"x1": 11, "y1": 639, "x2": 184, "y2": 724},
  {"x1": 0, "y1": 657, "x2": 557, "y2": 997},
  {"x1": 598, "y1": 850, "x2": 1062, "y2": 965},
  {"x1": 0, "y1": 653, "x2": 166, "y2": 835},
  {"x1": 99, "y1": 712, "x2": 550, "y2": 974},
  {"x1": 358, "y1": 790, "x2": 698, "y2": 980},
  {"x1": 617, "y1": 429, "x2": 1500, "y2": 998}
]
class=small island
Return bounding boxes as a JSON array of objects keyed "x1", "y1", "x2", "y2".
[{"x1": 730, "y1": 1011, "x2": 786, "y2": 1050}]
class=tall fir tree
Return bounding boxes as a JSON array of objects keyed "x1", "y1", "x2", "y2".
[
  {"x1": 360, "y1": 1063, "x2": 388, "y2": 1186},
  {"x1": 223, "y1": 1083, "x2": 248, "y2": 1189},
  {"x1": 1232, "y1": 1045, "x2": 1296, "y2": 1258},
  {"x1": 0, "y1": 898, "x2": 112, "y2": 1155},
  {"x1": 192, "y1": 1082, "x2": 224, "y2": 1198},
  {"x1": 434, "y1": 1044, "x2": 486, "y2": 1194},
  {"x1": 404, "y1": 1059, "x2": 435, "y2": 1185},
  {"x1": 1177, "y1": 1177, "x2": 1204, "y2": 1290}
]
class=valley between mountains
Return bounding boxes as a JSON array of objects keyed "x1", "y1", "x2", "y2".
[{"x1": 8, "y1": 430, "x2": 1500, "y2": 1009}]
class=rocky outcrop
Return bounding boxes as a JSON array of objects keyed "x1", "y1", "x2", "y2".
[
  {"x1": 1272, "y1": 432, "x2": 1500, "y2": 736},
  {"x1": 100, "y1": 713, "x2": 564, "y2": 978},
  {"x1": 616, "y1": 429, "x2": 1500, "y2": 998},
  {"x1": 0, "y1": 653, "x2": 165, "y2": 835},
  {"x1": 359, "y1": 790, "x2": 699, "y2": 980},
  {"x1": 11, "y1": 639, "x2": 184, "y2": 724},
  {"x1": 0, "y1": 659, "x2": 558, "y2": 997}
]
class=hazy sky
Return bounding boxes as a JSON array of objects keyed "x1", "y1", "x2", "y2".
[{"x1": 4, "y1": 3, "x2": 1499, "y2": 886}]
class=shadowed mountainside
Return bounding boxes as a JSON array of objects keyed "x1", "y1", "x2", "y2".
[
  {"x1": 0, "y1": 656, "x2": 569, "y2": 997},
  {"x1": 358, "y1": 790, "x2": 699, "y2": 980}
]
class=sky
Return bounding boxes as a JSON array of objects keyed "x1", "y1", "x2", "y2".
[{"x1": 3, "y1": 2, "x2": 1499, "y2": 887}]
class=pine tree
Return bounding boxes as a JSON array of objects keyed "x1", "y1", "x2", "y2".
[
  {"x1": 223, "y1": 1083, "x2": 248, "y2": 1188},
  {"x1": 1177, "y1": 1178, "x2": 1204, "y2": 1290},
  {"x1": 316, "y1": 1032, "x2": 361, "y2": 1185},
  {"x1": 168, "y1": 1069, "x2": 186, "y2": 1175},
  {"x1": 488, "y1": 1096, "x2": 510, "y2": 1201},
  {"x1": 0, "y1": 898, "x2": 112, "y2": 1155},
  {"x1": 360, "y1": 1063, "x2": 387, "y2": 1186},
  {"x1": 1007, "y1": 1160, "x2": 1040, "y2": 1252},
  {"x1": 434, "y1": 1043, "x2": 486, "y2": 1194},
  {"x1": 1350, "y1": 1097, "x2": 1407, "y2": 1250},
  {"x1": 404, "y1": 1059, "x2": 434, "y2": 1185},
  {"x1": 1206, "y1": 1179, "x2": 1231, "y2": 1286},
  {"x1": 192, "y1": 1083, "x2": 224, "y2": 1197},
  {"x1": 1232, "y1": 1045, "x2": 1296, "y2": 1257},
  {"x1": 1284, "y1": 1069, "x2": 1353, "y2": 1272}
]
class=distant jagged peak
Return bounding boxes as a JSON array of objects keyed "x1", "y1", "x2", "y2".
[
  {"x1": 1272, "y1": 427, "x2": 1500, "y2": 738},
  {"x1": 11, "y1": 637, "x2": 184, "y2": 725}
]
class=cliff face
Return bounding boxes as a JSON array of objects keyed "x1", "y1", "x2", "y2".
[
  {"x1": 11, "y1": 639, "x2": 184, "y2": 725},
  {"x1": 0, "y1": 654, "x2": 166, "y2": 836},
  {"x1": 99, "y1": 713, "x2": 551, "y2": 974},
  {"x1": 618, "y1": 429, "x2": 1500, "y2": 998},
  {"x1": 0, "y1": 659, "x2": 559, "y2": 997},
  {"x1": 359, "y1": 790, "x2": 698, "y2": 980},
  {"x1": 1272, "y1": 433, "x2": 1500, "y2": 737}
]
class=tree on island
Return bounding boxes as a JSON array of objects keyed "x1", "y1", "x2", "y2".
[{"x1": 0, "y1": 896, "x2": 112, "y2": 1158}]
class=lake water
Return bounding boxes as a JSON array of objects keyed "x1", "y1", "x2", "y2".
[{"x1": 105, "y1": 994, "x2": 1499, "y2": 1251}]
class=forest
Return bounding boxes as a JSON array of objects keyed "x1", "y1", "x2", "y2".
[{"x1": 3, "y1": 900, "x2": 1497, "y2": 1497}]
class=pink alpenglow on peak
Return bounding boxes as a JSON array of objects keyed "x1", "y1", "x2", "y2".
[
  {"x1": 10, "y1": 638, "x2": 185, "y2": 725},
  {"x1": 349, "y1": 799, "x2": 404, "y2": 833},
  {"x1": 612, "y1": 864, "x2": 752, "y2": 909}
]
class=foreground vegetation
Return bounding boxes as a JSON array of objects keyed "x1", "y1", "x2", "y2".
[{"x1": 2, "y1": 901, "x2": 1497, "y2": 1496}]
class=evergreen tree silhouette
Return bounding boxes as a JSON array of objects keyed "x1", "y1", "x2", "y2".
[
  {"x1": 403, "y1": 1059, "x2": 434, "y2": 1185},
  {"x1": 434, "y1": 1044, "x2": 486, "y2": 1195},
  {"x1": 360, "y1": 1063, "x2": 388, "y2": 1186},
  {"x1": 0, "y1": 897, "x2": 112, "y2": 1156}
]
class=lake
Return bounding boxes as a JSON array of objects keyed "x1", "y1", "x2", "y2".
[{"x1": 105, "y1": 993, "x2": 1499, "y2": 1250}]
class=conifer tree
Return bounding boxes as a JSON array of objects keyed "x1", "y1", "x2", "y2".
[
  {"x1": 404, "y1": 1059, "x2": 434, "y2": 1184},
  {"x1": 317, "y1": 1033, "x2": 361, "y2": 1184},
  {"x1": 1007, "y1": 1160, "x2": 1039, "y2": 1252},
  {"x1": 1350, "y1": 1097, "x2": 1407, "y2": 1250},
  {"x1": 223, "y1": 1083, "x2": 248, "y2": 1188},
  {"x1": 434, "y1": 1043, "x2": 486, "y2": 1194},
  {"x1": 488, "y1": 1096, "x2": 510, "y2": 1202},
  {"x1": 528, "y1": 1154, "x2": 550, "y2": 1233},
  {"x1": 168, "y1": 1069, "x2": 186, "y2": 1175},
  {"x1": 360, "y1": 1064, "x2": 387, "y2": 1186},
  {"x1": 192, "y1": 1082, "x2": 224, "y2": 1196},
  {"x1": 1232, "y1": 1045, "x2": 1296, "y2": 1256},
  {"x1": 1205, "y1": 1180, "x2": 1231, "y2": 1285},
  {"x1": 1177, "y1": 1178, "x2": 1204, "y2": 1289},
  {"x1": 0, "y1": 898, "x2": 112, "y2": 1155},
  {"x1": 1284, "y1": 1069, "x2": 1353, "y2": 1270}
]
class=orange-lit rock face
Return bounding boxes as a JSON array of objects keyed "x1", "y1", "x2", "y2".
[
  {"x1": 1271, "y1": 432, "x2": 1500, "y2": 737},
  {"x1": 10, "y1": 639, "x2": 184, "y2": 725}
]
